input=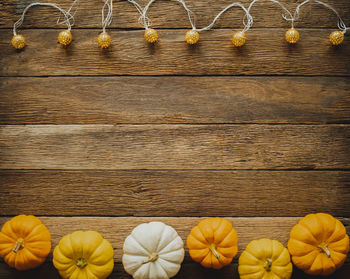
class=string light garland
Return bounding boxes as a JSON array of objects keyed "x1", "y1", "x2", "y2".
[
  {"x1": 292, "y1": 0, "x2": 349, "y2": 45},
  {"x1": 12, "y1": 2, "x2": 75, "y2": 49},
  {"x1": 11, "y1": 0, "x2": 349, "y2": 50}
]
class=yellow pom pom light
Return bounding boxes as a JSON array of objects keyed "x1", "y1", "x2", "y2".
[
  {"x1": 232, "y1": 31, "x2": 246, "y2": 47},
  {"x1": 144, "y1": 28, "x2": 158, "y2": 43},
  {"x1": 58, "y1": 30, "x2": 72, "y2": 46},
  {"x1": 329, "y1": 30, "x2": 344, "y2": 46},
  {"x1": 285, "y1": 28, "x2": 299, "y2": 44},
  {"x1": 185, "y1": 30, "x2": 199, "y2": 45},
  {"x1": 11, "y1": 34, "x2": 26, "y2": 49},
  {"x1": 98, "y1": 32, "x2": 111, "y2": 49}
]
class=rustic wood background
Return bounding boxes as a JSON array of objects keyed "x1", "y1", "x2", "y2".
[{"x1": 0, "y1": 0, "x2": 350, "y2": 278}]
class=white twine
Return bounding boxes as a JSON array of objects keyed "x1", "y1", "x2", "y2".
[
  {"x1": 294, "y1": 0, "x2": 348, "y2": 33},
  {"x1": 246, "y1": 0, "x2": 294, "y2": 28},
  {"x1": 102, "y1": 0, "x2": 113, "y2": 32},
  {"x1": 13, "y1": 2, "x2": 74, "y2": 36},
  {"x1": 197, "y1": 2, "x2": 253, "y2": 32},
  {"x1": 57, "y1": 0, "x2": 79, "y2": 27},
  {"x1": 132, "y1": 0, "x2": 196, "y2": 29},
  {"x1": 127, "y1": 0, "x2": 152, "y2": 28}
]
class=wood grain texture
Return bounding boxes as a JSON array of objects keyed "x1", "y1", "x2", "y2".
[
  {"x1": 0, "y1": 217, "x2": 349, "y2": 262},
  {"x1": 0, "y1": 170, "x2": 349, "y2": 217},
  {"x1": 0, "y1": 124, "x2": 349, "y2": 170},
  {"x1": 1, "y1": 29, "x2": 350, "y2": 76},
  {"x1": 0, "y1": 0, "x2": 349, "y2": 29},
  {"x1": 1, "y1": 262, "x2": 349, "y2": 279},
  {"x1": 1, "y1": 76, "x2": 350, "y2": 124}
]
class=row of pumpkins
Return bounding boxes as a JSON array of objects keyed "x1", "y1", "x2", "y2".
[{"x1": 0, "y1": 213, "x2": 349, "y2": 279}]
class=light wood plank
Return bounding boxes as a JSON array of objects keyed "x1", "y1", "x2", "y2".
[
  {"x1": 0, "y1": 262, "x2": 349, "y2": 279},
  {"x1": 0, "y1": 217, "x2": 348, "y2": 263},
  {"x1": 1, "y1": 77, "x2": 350, "y2": 124},
  {"x1": 0, "y1": 0, "x2": 349, "y2": 29},
  {"x1": 0, "y1": 170, "x2": 349, "y2": 216},
  {"x1": 0, "y1": 125, "x2": 349, "y2": 169},
  {"x1": 1, "y1": 29, "x2": 349, "y2": 76}
]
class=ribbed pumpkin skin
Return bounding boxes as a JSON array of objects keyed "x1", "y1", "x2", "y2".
[
  {"x1": 239, "y1": 238, "x2": 292, "y2": 279},
  {"x1": 53, "y1": 231, "x2": 114, "y2": 279},
  {"x1": 122, "y1": 221, "x2": 185, "y2": 279},
  {"x1": 187, "y1": 217, "x2": 238, "y2": 269},
  {"x1": 288, "y1": 213, "x2": 349, "y2": 276},
  {"x1": 0, "y1": 215, "x2": 51, "y2": 270}
]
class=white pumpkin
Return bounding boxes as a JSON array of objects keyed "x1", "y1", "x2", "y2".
[{"x1": 122, "y1": 221, "x2": 185, "y2": 279}]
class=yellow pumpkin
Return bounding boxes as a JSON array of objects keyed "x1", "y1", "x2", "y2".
[
  {"x1": 288, "y1": 213, "x2": 349, "y2": 276},
  {"x1": 0, "y1": 215, "x2": 51, "y2": 270},
  {"x1": 187, "y1": 217, "x2": 238, "y2": 269},
  {"x1": 53, "y1": 230, "x2": 114, "y2": 279},
  {"x1": 239, "y1": 238, "x2": 293, "y2": 279}
]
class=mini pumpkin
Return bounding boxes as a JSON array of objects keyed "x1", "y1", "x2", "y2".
[
  {"x1": 239, "y1": 238, "x2": 293, "y2": 279},
  {"x1": 122, "y1": 221, "x2": 184, "y2": 279},
  {"x1": 288, "y1": 213, "x2": 349, "y2": 276},
  {"x1": 187, "y1": 217, "x2": 238, "y2": 269},
  {"x1": 53, "y1": 230, "x2": 114, "y2": 279},
  {"x1": 0, "y1": 215, "x2": 51, "y2": 270}
]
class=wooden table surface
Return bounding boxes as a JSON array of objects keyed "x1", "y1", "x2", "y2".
[{"x1": 0, "y1": 0, "x2": 350, "y2": 278}]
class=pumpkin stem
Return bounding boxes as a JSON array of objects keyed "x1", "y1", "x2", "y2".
[
  {"x1": 318, "y1": 243, "x2": 331, "y2": 258},
  {"x1": 264, "y1": 258, "x2": 273, "y2": 272},
  {"x1": 143, "y1": 252, "x2": 159, "y2": 264},
  {"x1": 209, "y1": 243, "x2": 220, "y2": 260},
  {"x1": 76, "y1": 258, "x2": 87, "y2": 268},
  {"x1": 12, "y1": 238, "x2": 24, "y2": 253}
]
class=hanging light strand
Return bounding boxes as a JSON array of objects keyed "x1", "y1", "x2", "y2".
[
  {"x1": 245, "y1": 0, "x2": 294, "y2": 28},
  {"x1": 197, "y1": 2, "x2": 252, "y2": 32},
  {"x1": 293, "y1": 0, "x2": 348, "y2": 33},
  {"x1": 102, "y1": 0, "x2": 113, "y2": 33},
  {"x1": 13, "y1": 2, "x2": 73, "y2": 36},
  {"x1": 57, "y1": 0, "x2": 79, "y2": 27}
]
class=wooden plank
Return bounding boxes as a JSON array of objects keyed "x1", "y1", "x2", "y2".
[
  {"x1": 0, "y1": 217, "x2": 348, "y2": 263},
  {"x1": 0, "y1": 170, "x2": 349, "y2": 217},
  {"x1": 0, "y1": 262, "x2": 349, "y2": 279},
  {"x1": 0, "y1": 0, "x2": 349, "y2": 29},
  {"x1": 0, "y1": 124, "x2": 349, "y2": 170},
  {"x1": 1, "y1": 76, "x2": 350, "y2": 124},
  {"x1": 1, "y1": 29, "x2": 349, "y2": 76}
]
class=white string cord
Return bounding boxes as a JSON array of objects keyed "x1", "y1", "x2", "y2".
[
  {"x1": 13, "y1": 2, "x2": 73, "y2": 35},
  {"x1": 246, "y1": 0, "x2": 294, "y2": 28},
  {"x1": 293, "y1": 0, "x2": 348, "y2": 33},
  {"x1": 102, "y1": 0, "x2": 113, "y2": 32},
  {"x1": 127, "y1": 0, "x2": 152, "y2": 27},
  {"x1": 57, "y1": 0, "x2": 79, "y2": 27},
  {"x1": 197, "y1": 2, "x2": 252, "y2": 32},
  {"x1": 136, "y1": 0, "x2": 196, "y2": 29},
  {"x1": 176, "y1": 0, "x2": 196, "y2": 30}
]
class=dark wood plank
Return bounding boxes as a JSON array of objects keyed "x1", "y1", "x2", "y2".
[
  {"x1": 0, "y1": 125, "x2": 349, "y2": 169},
  {"x1": 0, "y1": 217, "x2": 348, "y2": 262},
  {"x1": 0, "y1": 170, "x2": 349, "y2": 217},
  {"x1": 0, "y1": 262, "x2": 349, "y2": 279},
  {"x1": 1, "y1": 76, "x2": 350, "y2": 124},
  {"x1": 1, "y1": 29, "x2": 349, "y2": 76},
  {"x1": 0, "y1": 0, "x2": 349, "y2": 29}
]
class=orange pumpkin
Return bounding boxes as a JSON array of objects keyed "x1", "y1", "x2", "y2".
[
  {"x1": 0, "y1": 215, "x2": 51, "y2": 270},
  {"x1": 288, "y1": 213, "x2": 349, "y2": 276},
  {"x1": 187, "y1": 217, "x2": 238, "y2": 269}
]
